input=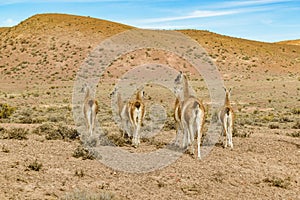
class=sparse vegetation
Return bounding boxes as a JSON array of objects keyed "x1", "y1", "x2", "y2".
[
  {"x1": 287, "y1": 131, "x2": 300, "y2": 137},
  {"x1": 0, "y1": 103, "x2": 16, "y2": 119},
  {"x1": 263, "y1": 176, "x2": 291, "y2": 189},
  {"x1": 232, "y1": 126, "x2": 251, "y2": 138},
  {"x1": 268, "y1": 123, "x2": 280, "y2": 129},
  {"x1": 141, "y1": 137, "x2": 166, "y2": 148},
  {"x1": 107, "y1": 133, "x2": 130, "y2": 147},
  {"x1": 28, "y1": 159, "x2": 42, "y2": 171},
  {"x1": 72, "y1": 145, "x2": 96, "y2": 160},
  {"x1": 62, "y1": 190, "x2": 116, "y2": 200},
  {"x1": 32, "y1": 122, "x2": 79, "y2": 140},
  {"x1": 1, "y1": 145, "x2": 10, "y2": 153},
  {"x1": 75, "y1": 169, "x2": 84, "y2": 177},
  {"x1": 0, "y1": 127, "x2": 28, "y2": 140},
  {"x1": 292, "y1": 121, "x2": 300, "y2": 129}
]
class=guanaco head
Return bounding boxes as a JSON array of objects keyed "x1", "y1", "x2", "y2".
[
  {"x1": 174, "y1": 71, "x2": 190, "y2": 99},
  {"x1": 223, "y1": 87, "x2": 232, "y2": 95},
  {"x1": 136, "y1": 87, "x2": 145, "y2": 100},
  {"x1": 174, "y1": 71, "x2": 183, "y2": 83},
  {"x1": 174, "y1": 71, "x2": 184, "y2": 95},
  {"x1": 223, "y1": 87, "x2": 232, "y2": 105},
  {"x1": 81, "y1": 83, "x2": 91, "y2": 97}
]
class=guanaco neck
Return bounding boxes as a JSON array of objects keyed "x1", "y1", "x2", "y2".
[
  {"x1": 224, "y1": 91, "x2": 231, "y2": 107},
  {"x1": 117, "y1": 92, "x2": 123, "y2": 116},
  {"x1": 183, "y1": 74, "x2": 190, "y2": 99},
  {"x1": 85, "y1": 86, "x2": 91, "y2": 100},
  {"x1": 136, "y1": 90, "x2": 143, "y2": 101}
]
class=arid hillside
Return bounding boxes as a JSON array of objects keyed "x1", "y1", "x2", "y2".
[
  {"x1": 0, "y1": 14, "x2": 299, "y2": 85},
  {"x1": 0, "y1": 14, "x2": 132, "y2": 86},
  {"x1": 0, "y1": 14, "x2": 299, "y2": 199},
  {"x1": 277, "y1": 39, "x2": 300, "y2": 46}
]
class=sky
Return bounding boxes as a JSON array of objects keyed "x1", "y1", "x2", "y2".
[{"x1": 0, "y1": 0, "x2": 299, "y2": 42}]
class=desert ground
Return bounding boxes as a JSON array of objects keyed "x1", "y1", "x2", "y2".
[{"x1": 0, "y1": 14, "x2": 299, "y2": 199}]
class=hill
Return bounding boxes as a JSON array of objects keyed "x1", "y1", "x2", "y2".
[
  {"x1": 0, "y1": 14, "x2": 299, "y2": 87},
  {"x1": 1, "y1": 13, "x2": 298, "y2": 111},
  {"x1": 276, "y1": 39, "x2": 300, "y2": 45},
  {"x1": 0, "y1": 14, "x2": 132, "y2": 87}
]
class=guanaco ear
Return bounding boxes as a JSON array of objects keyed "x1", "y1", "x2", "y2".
[
  {"x1": 223, "y1": 86, "x2": 227, "y2": 92},
  {"x1": 229, "y1": 88, "x2": 232, "y2": 93},
  {"x1": 175, "y1": 71, "x2": 182, "y2": 83},
  {"x1": 81, "y1": 83, "x2": 87, "y2": 93},
  {"x1": 109, "y1": 88, "x2": 116, "y2": 98}
]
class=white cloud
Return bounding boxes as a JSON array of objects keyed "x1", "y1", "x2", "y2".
[
  {"x1": 138, "y1": 24, "x2": 195, "y2": 30},
  {"x1": 1, "y1": 18, "x2": 17, "y2": 27},
  {"x1": 210, "y1": 0, "x2": 293, "y2": 9},
  {"x1": 135, "y1": 10, "x2": 239, "y2": 24}
]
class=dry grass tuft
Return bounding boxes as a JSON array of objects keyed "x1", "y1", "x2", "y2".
[
  {"x1": 0, "y1": 127, "x2": 29, "y2": 140},
  {"x1": 107, "y1": 133, "x2": 130, "y2": 147},
  {"x1": 72, "y1": 145, "x2": 96, "y2": 160},
  {"x1": 268, "y1": 123, "x2": 280, "y2": 129},
  {"x1": 62, "y1": 189, "x2": 116, "y2": 200},
  {"x1": 287, "y1": 131, "x2": 300, "y2": 137},
  {"x1": 263, "y1": 176, "x2": 291, "y2": 189},
  {"x1": 292, "y1": 121, "x2": 300, "y2": 129},
  {"x1": 28, "y1": 159, "x2": 42, "y2": 171},
  {"x1": 32, "y1": 122, "x2": 79, "y2": 140}
]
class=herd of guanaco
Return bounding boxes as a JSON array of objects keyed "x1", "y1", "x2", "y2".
[{"x1": 82, "y1": 71, "x2": 234, "y2": 159}]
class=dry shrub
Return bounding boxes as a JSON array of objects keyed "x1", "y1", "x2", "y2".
[
  {"x1": 1, "y1": 145, "x2": 10, "y2": 153},
  {"x1": 232, "y1": 126, "x2": 251, "y2": 138},
  {"x1": 141, "y1": 137, "x2": 166, "y2": 148},
  {"x1": 263, "y1": 176, "x2": 291, "y2": 189},
  {"x1": 32, "y1": 123, "x2": 79, "y2": 140},
  {"x1": 13, "y1": 108, "x2": 42, "y2": 124},
  {"x1": 107, "y1": 133, "x2": 130, "y2": 147},
  {"x1": 287, "y1": 131, "x2": 300, "y2": 137},
  {"x1": 75, "y1": 169, "x2": 84, "y2": 177},
  {"x1": 291, "y1": 108, "x2": 300, "y2": 115},
  {"x1": 72, "y1": 145, "x2": 96, "y2": 160},
  {"x1": 236, "y1": 117, "x2": 254, "y2": 126},
  {"x1": 0, "y1": 127, "x2": 28, "y2": 140},
  {"x1": 292, "y1": 121, "x2": 300, "y2": 129},
  {"x1": 279, "y1": 116, "x2": 293, "y2": 123},
  {"x1": 163, "y1": 118, "x2": 176, "y2": 131},
  {"x1": 28, "y1": 159, "x2": 42, "y2": 171},
  {"x1": 268, "y1": 123, "x2": 280, "y2": 129},
  {"x1": 62, "y1": 189, "x2": 116, "y2": 200}
]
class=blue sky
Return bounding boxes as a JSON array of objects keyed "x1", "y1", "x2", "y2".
[{"x1": 0, "y1": 0, "x2": 299, "y2": 42}]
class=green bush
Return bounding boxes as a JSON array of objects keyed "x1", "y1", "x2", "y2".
[{"x1": 0, "y1": 103, "x2": 16, "y2": 119}]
